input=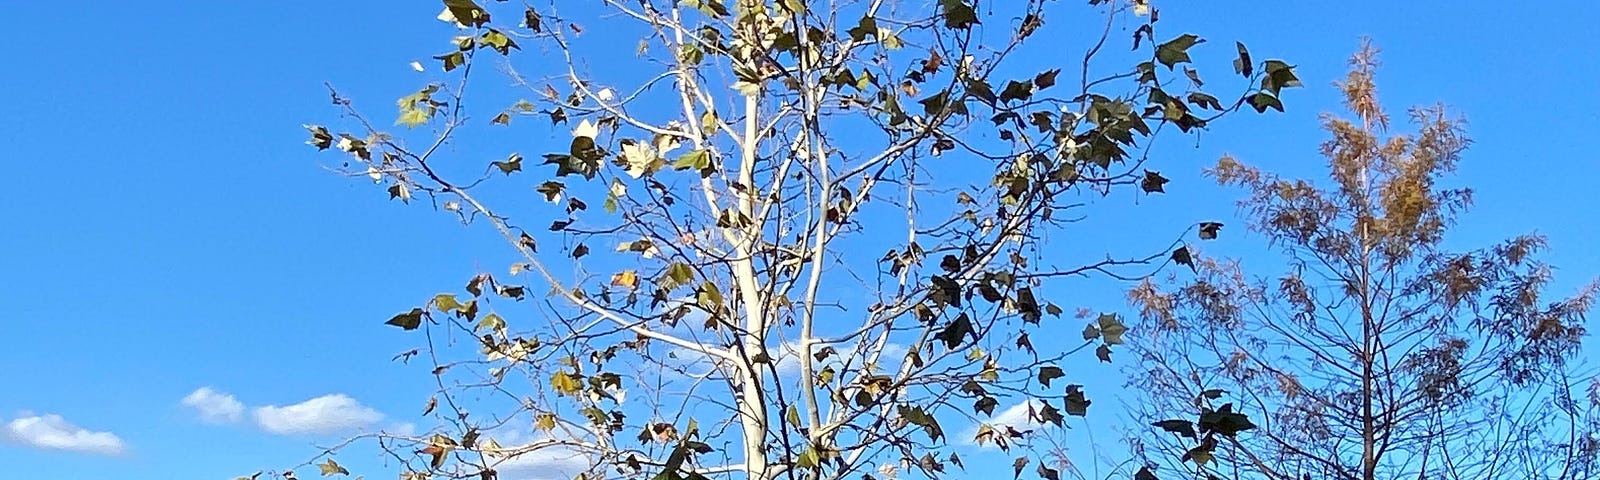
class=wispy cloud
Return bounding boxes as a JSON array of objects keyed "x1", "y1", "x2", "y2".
[
  {"x1": 181, "y1": 387, "x2": 244, "y2": 424},
  {"x1": 487, "y1": 438, "x2": 593, "y2": 480},
  {"x1": 5, "y1": 413, "x2": 126, "y2": 456},
  {"x1": 254, "y1": 394, "x2": 384, "y2": 435},
  {"x1": 774, "y1": 341, "x2": 908, "y2": 376},
  {"x1": 960, "y1": 399, "x2": 1045, "y2": 445}
]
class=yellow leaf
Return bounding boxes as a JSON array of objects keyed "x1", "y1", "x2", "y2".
[
  {"x1": 317, "y1": 459, "x2": 350, "y2": 476},
  {"x1": 551, "y1": 370, "x2": 582, "y2": 395},
  {"x1": 535, "y1": 413, "x2": 557, "y2": 431},
  {"x1": 611, "y1": 270, "x2": 639, "y2": 289}
]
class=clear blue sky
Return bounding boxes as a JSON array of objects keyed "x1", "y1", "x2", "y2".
[{"x1": 2, "y1": 1, "x2": 1597, "y2": 479}]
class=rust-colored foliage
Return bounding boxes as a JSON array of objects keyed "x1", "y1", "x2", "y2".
[{"x1": 1126, "y1": 41, "x2": 1599, "y2": 480}]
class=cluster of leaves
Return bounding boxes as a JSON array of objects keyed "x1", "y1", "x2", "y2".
[
  {"x1": 1123, "y1": 43, "x2": 1599, "y2": 480},
  {"x1": 290, "y1": 1, "x2": 1301, "y2": 480}
]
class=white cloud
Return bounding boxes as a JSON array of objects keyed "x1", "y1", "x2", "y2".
[
  {"x1": 254, "y1": 394, "x2": 384, "y2": 435},
  {"x1": 489, "y1": 444, "x2": 593, "y2": 480},
  {"x1": 775, "y1": 341, "x2": 908, "y2": 376},
  {"x1": 386, "y1": 422, "x2": 418, "y2": 437},
  {"x1": 181, "y1": 387, "x2": 244, "y2": 424},
  {"x1": 989, "y1": 400, "x2": 1046, "y2": 430},
  {"x1": 5, "y1": 413, "x2": 126, "y2": 455},
  {"x1": 960, "y1": 399, "x2": 1045, "y2": 445}
]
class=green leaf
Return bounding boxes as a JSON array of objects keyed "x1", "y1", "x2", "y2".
[
  {"x1": 689, "y1": 0, "x2": 730, "y2": 17},
  {"x1": 1171, "y1": 246, "x2": 1196, "y2": 272},
  {"x1": 1183, "y1": 447, "x2": 1214, "y2": 466},
  {"x1": 1036, "y1": 401, "x2": 1064, "y2": 426},
  {"x1": 1141, "y1": 170, "x2": 1168, "y2": 193},
  {"x1": 1188, "y1": 92, "x2": 1223, "y2": 110},
  {"x1": 304, "y1": 125, "x2": 333, "y2": 150},
  {"x1": 1000, "y1": 80, "x2": 1034, "y2": 104},
  {"x1": 672, "y1": 149, "x2": 713, "y2": 177},
  {"x1": 1260, "y1": 60, "x2": 1302, "y2": 94},
  {"x1": 318, "y1": 459, "x2": 350, "y2": 476},
  {"x1": 940, "y1": 0, "x2": 979, "y2": 29},
  {"x1": 536, "y1": 181, "x2": 565, "y2": 202},
  {"x1": 442, "y1": 0, "x2": 489, "y2": 27},
  {"x1": 940, "y1": 255, "x2": 961, "y2": 273},
  {"x1": 796, "y1": 447, "x2": 821, "y2": 469},
  {"x1": 386, "y1": 308, "x2": 424, "y2": 330},
  {"x1": 929, "y1": 275, "x2": 962, "y2": 308},
  {"x1": 661, "y1": 263, "x2": 696, "y2": 290},
  {"x1": 785, "y1": 405, "x2": 802, "y2": 428},
  {"x1": 1152, "y1": 419, "x2": 1197, "y2": 438},
  {"x1": 1033, "y1": 69, "x2": 1059, "y2": 89},
  {"x1": 975, "y1": 396, "x2": 998, "y2": 416},
  {"x1": 897, "y1": 405, "x2": 943, "y2": 441},
  {"x1": 847, "y1": 15, "x2": 878, "y2": 42},
  {"x1": 1036, "y1": 461, "x2": 1060, "y2": 480},
  {"x1": 919, "y1": 90, "x2": 951, "y2": 116},
  {"x1": 1155, "y1": 34, "x2": 1204, "y2": 69},
  {"x1": 936, "y1": 313, "x2": 974, "y2": 349},
  {"x1": 470, "y1": 272, "x2": 493, "y2": 295},
  {"x1": 1246, "y1": 91, "x2": 1284, "y2": 113},
  {"x1": 387, "y1": 183, "x2": 411, "y2": 203},
  {"x1": 1183, "y1": 66, "x2": 1204, "y2": 87},
  {"x1": 476, "y1": 313, "x2": 505, "y2": 332},
  {"x1": 1095, "y1": 344, "x2": 1112, "y2": 362},
  {"x1": 551, "y1": 370, "x2": 582, "y2": 396},
  {"x1": 965, "y1": 80, "x2": 995, "y2": 104},
  {"x1": 1017, "y1": 287, "x2": 1041, "y2": 323},
  {"x1": 1037, "y1": 366, "x2": 1064, "y2": 387},
  {"x1": 479, "y1": 29, "x2": 520, "y2": 56},
  {"x1": 1136, "y1": 61, "x2": 1157, "y2": 84},
  {"x1": 777, "y1": 0, "x2": 806, "y2": 14},
  {"x1": 433, "y1": 294, "x2": 463, "y2": 313},
  {"x1": 1063, "y1": 385, "x2": 1091, "y2": 416},
  {"x1": 697, "y1": 281, "x2": 724, "y2": 309},
  {"x1": 493, "y1": 153, "x2": 523, "y2": 175},
  {"x1": 524, "y1": 7, "x2": 543, "y2": 32},
  {"x1": 434, "y1": 51, "x2": 465, "y2": 72},
  {"x1": 1198, "y1": 404, "x2": 1257, "y2": 436},
  {"x1": 678, "y1": 44, "x2": 704, "y2": 65},
  {"x1": 1233, "y1": 42, "x2": 1253, "y2": 77},
  {"x1": 396, "y1": 85, "x2": 440, "y2": 128},
  {"x1": 1097, "y1": 313, "x2": 1127, "y2": 345},
  {"x1": 396, "y1": 108, "x2": 430, "y2": 128},
  {"x1": 543, "y1": 153, "x2": 599, "y2": 180}
]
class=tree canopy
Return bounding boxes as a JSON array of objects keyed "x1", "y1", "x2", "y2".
[
  {"x1": 1126, "y1": 42, "x2": 1600, "y2": 480},
  {"x1": 295, "y1": 1, "x2": 1301, "y2": 480}
]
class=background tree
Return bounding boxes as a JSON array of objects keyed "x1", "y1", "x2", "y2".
[
  {"x1": 297, "y1": 1, "x2": 1297, "y2": 479},
  {"x1": 1124, "y1": 42, "x2": 1600, "y2": 480}
]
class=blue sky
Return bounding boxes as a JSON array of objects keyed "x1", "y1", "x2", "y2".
[{"x1": 2, "y1": 1, "x2": 1597, "y2": 479}]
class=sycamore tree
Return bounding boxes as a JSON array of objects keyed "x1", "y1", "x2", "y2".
[
  {"x1": 294, "y1": 1, "x2": 1299, "y2": 479},
  {"x1": 1124, "y1": 43, "x2": 1600, "y2": 480}
]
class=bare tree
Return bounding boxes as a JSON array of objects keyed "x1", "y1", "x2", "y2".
[
  {"x1": 1125, "y1": 41, "x2": 1600, "y2": 480},
  {"x1": 291, "y1": 1, "x2": 1298, "y2": 479}
]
